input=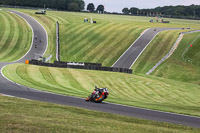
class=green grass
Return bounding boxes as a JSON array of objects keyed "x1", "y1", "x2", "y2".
[
  {"x1": 11, "y1": 8, "x2": 200, "y2": 66},
  {"x1": 3, "y1": 64, "x2": 200, "y2": 117},
  {"x1": 0, "y1": 10, "x2": 32, "y2": 61},
  {"x1": 151, "y1": 32, "x2": 200, "y2": 84},
  {"x1": 132, "y1": 30, "x2": 181, "y2": 73},
  {"x1": 1, "y1": 95, "x2": 199, "y2": 133}
]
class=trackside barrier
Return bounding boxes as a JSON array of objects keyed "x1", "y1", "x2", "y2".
[{"x1": 28, "y1": 59, "x2": 132, "y2": 74}]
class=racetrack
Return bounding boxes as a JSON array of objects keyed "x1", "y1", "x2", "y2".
[{"x1": 0, "y1": 10, "x2": 200, "y2": 128}]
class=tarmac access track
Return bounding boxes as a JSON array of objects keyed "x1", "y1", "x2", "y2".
[
  {"x1": 0, "y1": 10, "x2": 200, "y2": 128},
  {"x1": 112, "y1": 27, "x2": 182, "y2": 69}
]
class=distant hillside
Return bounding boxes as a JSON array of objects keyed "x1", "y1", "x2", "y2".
[{"x1": 0, "y1": 0, "x2": 85, "y2": 11}]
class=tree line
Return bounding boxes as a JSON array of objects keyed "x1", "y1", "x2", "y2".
[
  {"x1": 0, "y1": 0, "x2": 85, "y2": 11},
  {"x1": 86, "y1": 3, "x2": 104, "y2": 13},
  {"x1": 122, "y1": 5, "x2": 200, "y2": 19},
  {"x1": 0, "y1": 1, "x2": 105, "y2": 13}
]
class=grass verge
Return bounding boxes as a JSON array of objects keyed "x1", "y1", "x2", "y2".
[{"x1": 0, "y1": 95, "x2": 199, "y2": 133}]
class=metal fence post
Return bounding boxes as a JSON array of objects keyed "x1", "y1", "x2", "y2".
[{"x1": 56, "y1": 21, "x2": 60, "y2": 61}]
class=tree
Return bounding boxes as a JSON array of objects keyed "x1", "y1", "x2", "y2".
[
  {"x1": 122, "y1": 8, "x2": 129, "y2": 15},
  {"x1": 68, "y1": 2, "x2": 80, "y2": 11},
  {"x1": 129, "y1": 7, "x2": 139, "y2": 15},
  {"x1": 73, "y1": 0, "x2": 85, "y2": 11},
  {"x1": 0, "y1": 0, "x2": 85, "y2": 11},
  {"x1": 96, "y1": 4, "x2": 104, "y2": 13},
  {"x1": 87, "y1": 3, "x2": 95, "y2": 12}
]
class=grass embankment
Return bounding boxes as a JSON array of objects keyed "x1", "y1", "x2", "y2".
[
  {"x1": 132, "y1": 30, "x2": 181, "y2": 73},
  {"x1": 0, "y1": 10, "x2": 32, "y2": 61},
  {"x1": 3, "y1": 64, "x2": 200, "y2": 117},
  {"x1": 14, "y1": 9, "x2": 200, "y2": 66},
  {"x1": 0, "y1": 96, "x2": 199, "y2": 133},
  {"x1": 151, "y1": 32, "x2": 200, "y2": 84}
]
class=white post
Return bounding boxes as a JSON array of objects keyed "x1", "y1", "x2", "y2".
[{"x1": 91, "y1": 17, "x2": 93, "y2": 24}]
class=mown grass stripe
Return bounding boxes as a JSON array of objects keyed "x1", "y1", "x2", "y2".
[
  {"x1": 40, "y1": 67, "x2": 87, "y2": 95},
  {"x1": 63, "y1": 23, "x2": 110, "y2": 56},
  {"x1": 71, "y1": 23, "x2": 123, "y2": 62},
  {"x1": 83, "y1": 23, "x2": 132, "y2": 60},
  {"x1": 59, "y1": 69, "x2": 89, "y2": 93},
  {"x1": 0, "y1": 13, "x2": 19, "y2": 60},
  {"x1": 106, "y1": 77, "x2": 135, "y2": 99},
  {"x1": 0, "y1": 13, "x2": 6, "y2": 41},
  {"x1": 38, "y1": 67, "x2": 81, "y2": 94},
  {"x1": 0, "y1": 11, "x2": 32, "y2": 61},
  {"x1": 49, "y1": 13, "x2": 70, "y2": 24},
  {"x1": 90, "y1": 26, "x2": 143, "y2": 64},
  {"x1": 75, "y1": 23, "x2": 125, "y2": 61},
  {"x1": 0, "y1": 12, "x2": 16, "y2": 58},
  {"x1": 60, "y1": 23, "x2": 100, "y2": 54},
  {"x1": 0, "y1": 11, "x2": 11, "y2": 50}
]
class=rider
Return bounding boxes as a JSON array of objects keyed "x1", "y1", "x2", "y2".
[{"x1": 86, "y1": 86, "x2": 105, "y2": 101}]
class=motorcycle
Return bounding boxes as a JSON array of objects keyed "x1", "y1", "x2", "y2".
[{"x1": 85, "y1": 86, "x2": 109, "y2": 103}]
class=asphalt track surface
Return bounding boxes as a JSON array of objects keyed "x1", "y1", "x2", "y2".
[
  {"x1": 0, "y1": 11, "x2": 200, "y2": 128},
  {"x1": 112, "y1": 27, "x2": 181, "y2": 68}
]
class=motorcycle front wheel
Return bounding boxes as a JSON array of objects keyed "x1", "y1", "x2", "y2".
[{"x1": 95, "y1": 94, "x2": 105, "y2": 103}]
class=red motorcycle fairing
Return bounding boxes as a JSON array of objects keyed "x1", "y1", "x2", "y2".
[{"x1": 85, "y1": 87, "x2": 109, "y2": 103}]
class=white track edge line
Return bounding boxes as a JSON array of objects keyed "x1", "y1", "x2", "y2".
[{"x1": 104, "y1": 101, "x2": 200, "y2": 119}]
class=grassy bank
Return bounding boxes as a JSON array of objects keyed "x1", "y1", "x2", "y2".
[
  {"x1": 0, "y1": 10, "x2": 32, "y2": 61},
  {"x1": 0, "y1": 96, "x2": 199, "y2": 133},
  {"x1": 3, "y1": 64, "x2": 200, "y2": 117},
  {"x1": 151, "y1": 32, "x2": 200, "y2": 85}
]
